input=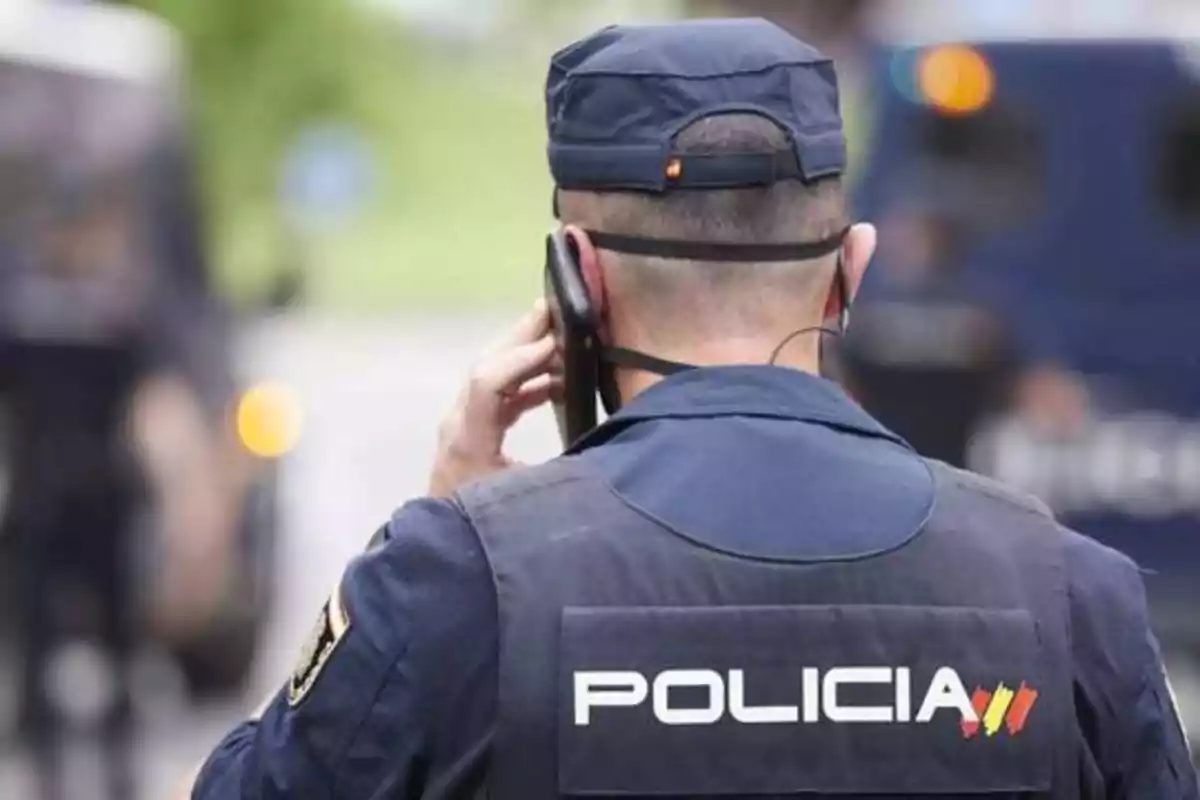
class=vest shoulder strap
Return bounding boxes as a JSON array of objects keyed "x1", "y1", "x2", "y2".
[
  {"x1": 453, "y1": 456, "x2": 590, "y2": 515},
  {"x1": 452, "y1": 455, "x2": 609, "y2": 569}
]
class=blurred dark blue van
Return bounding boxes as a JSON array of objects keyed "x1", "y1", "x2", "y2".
[{"x1": 843, "y1": 37, "x2": 1200, "y2": 647}]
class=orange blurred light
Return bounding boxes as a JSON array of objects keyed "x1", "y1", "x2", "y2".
[
  {"x1": 917, "y1": 45, "x2": 995, "y2": 116},
  {"x1": 236, "y1": 382, "x2": 303, "y2": 459}
]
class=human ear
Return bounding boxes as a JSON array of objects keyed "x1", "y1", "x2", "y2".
[
  {"x1": 841, "y1": 222, "x2": 878, "y2": 305},
  {"x1": 562, "y1": 224, "x2": 608, "y2": 326}
]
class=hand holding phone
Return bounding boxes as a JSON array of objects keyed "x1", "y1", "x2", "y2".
[{"x1": 428, "y1": 299, "x2": 558, "y2": 498}]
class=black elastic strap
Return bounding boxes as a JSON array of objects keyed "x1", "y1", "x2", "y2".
[
  {"x1": 603, "y1": 346, "x2": 695, "y2": 377},
  {"x1": 605, "y1": 333, "x2": 840, "y2": 378},
  {"x1": 585, "y1": 229, "x2": 846, "y2": 263}
]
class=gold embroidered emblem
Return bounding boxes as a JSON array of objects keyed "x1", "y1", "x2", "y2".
[{"x1": 288, "y1": 583, "x2": 350, "y2": 707}]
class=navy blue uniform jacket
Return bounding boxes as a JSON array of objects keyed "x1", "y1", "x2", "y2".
[{"x1": 193, "y1": 367, "x2": 1198, "y2": 799}]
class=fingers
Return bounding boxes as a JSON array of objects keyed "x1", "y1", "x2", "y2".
[
  {"x1": 465, "y1": 335, "x2": 556, "y2": 438},
  {"x1": 500, "y1": 372, "x2": 564, "y2": 425},
  {"x1": 484, "y1": 298, "x2": 550, "y2": 356},
  {"x1": 429, "y1": 300, "x2": 559, "y2": 497},
  {"x1": 512, "y1": 371, "x2": 564, "y2": 402}
]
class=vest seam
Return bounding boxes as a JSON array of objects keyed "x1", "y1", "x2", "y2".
[
  {"x1": 939, "y1": 462, "x2": 1055, "y2": 520},
  {"x1": 451, "y1": 486, "x2": 529, "y2": 800},
  {"x1": 455, "y1": 471, "x2": 585, "y2": 514},
  {"x1": 1053, "y1": 534, "x2": 1080, "y2": 794},
  {"x1": 961, "y1": 481, "x2": 1053, "y2": 519}
]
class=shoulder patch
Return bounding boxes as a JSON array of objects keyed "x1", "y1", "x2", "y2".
[{"x1": 288, "y1": 583, "x2": 351, "y2": 707}]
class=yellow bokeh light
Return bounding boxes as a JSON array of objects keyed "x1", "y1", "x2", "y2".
[
  {"x1": 917, "y1": 45, "x2": 995, "y2": 116},
  {"x1": 236, "y1": 382, "x2": 303, "y2": 459}
]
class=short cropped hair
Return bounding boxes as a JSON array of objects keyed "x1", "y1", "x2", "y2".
[{"x1": 556, "y1": 114, "x2": 847, "y2": 342}]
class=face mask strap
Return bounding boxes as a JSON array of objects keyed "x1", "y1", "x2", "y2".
[{"x1": 603, "y1": 347, "x2": 696, "y2": 377}]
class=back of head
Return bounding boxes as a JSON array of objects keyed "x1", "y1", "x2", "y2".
[
  {"x1": 557, "y1": 114, "x2": 847, "y2": 348},
  {"x1": 545, "y1": 19, "x2": 854, "y2": 357}
]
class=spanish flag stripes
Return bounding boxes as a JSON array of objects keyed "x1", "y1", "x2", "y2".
[{"x1": 962, "y1": 681, "x2": 1038, "y2": 739}]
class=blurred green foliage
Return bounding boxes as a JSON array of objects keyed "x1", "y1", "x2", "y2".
[
  {"x1": 117, "y1": 0, "x2": 551, "y2": 310},
  {"x1": 118, "y1": 0, "x2": 382, "y2": 304},
  {"x1": 111, "y1": 1, "x2": 862, "y2": 312}
]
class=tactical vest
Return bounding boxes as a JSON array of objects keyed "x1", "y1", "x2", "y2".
[{"x1": 456, "y1": 457, "x2": 1079, "y2": 799}]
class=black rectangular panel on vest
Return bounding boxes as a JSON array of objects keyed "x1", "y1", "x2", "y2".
[{"x1": 559, "y1": 605, "x2": 1052, "y2": 796}]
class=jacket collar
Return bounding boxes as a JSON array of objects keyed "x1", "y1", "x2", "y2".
[{"x1": 568, "y1": 365, "x2": 909, "y2": 454}]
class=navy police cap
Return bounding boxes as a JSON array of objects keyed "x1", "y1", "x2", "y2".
[{"x1": 546, "y1": 18, "x2": 847, "y2": 193}]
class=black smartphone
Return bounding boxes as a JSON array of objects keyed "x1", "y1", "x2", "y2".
[{"x1": 544, "y1": 229, "x2": 600, "y2": 448}]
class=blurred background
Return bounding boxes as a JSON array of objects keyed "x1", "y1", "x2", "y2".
[{"x1": 0, "y1": 0, "x2": 1196, "y2": 797}]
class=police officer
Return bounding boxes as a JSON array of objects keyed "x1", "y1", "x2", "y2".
[
  {"x1": 3, "y1": 170, "x2": 152, "y2": 800},
  {"x1": 181, "y1": 19, "x2": 1198, "y2": 799}
]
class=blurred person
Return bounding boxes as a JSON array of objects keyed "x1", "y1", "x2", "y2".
[
  {"x1": 835, "y1": 203, "x2": 1015, "y2": 467},
  {"x1": 0, "y1": 171, "x2": 154, "y2": 800},
  {"x1": 837, "y1": 82, "x2": 1045, "y2": 471},
  {"x1": 180, "y1": 19, "x2": 1196, "y2": 799},
  {"x1": 0, "y1": 4, "x2": 285, "y2": 798}
]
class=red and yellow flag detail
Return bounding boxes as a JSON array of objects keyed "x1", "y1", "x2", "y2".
[
  {"x1": 963, "y1": 681, "x2": 1039, "y2": 739},
  {"x1": 982, "y1": 683, "x2": 1016, "y2": 737},
  {"x1": 1005, "y1": 683, "x2": 1039, "y2": 735},
  {"x1": 962, "y1": 687, "x2": 992, "y2": 738}
]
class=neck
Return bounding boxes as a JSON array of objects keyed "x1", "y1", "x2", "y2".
[{"x1": 614, "y1": 334, "x2": 823, "y2": 402}]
